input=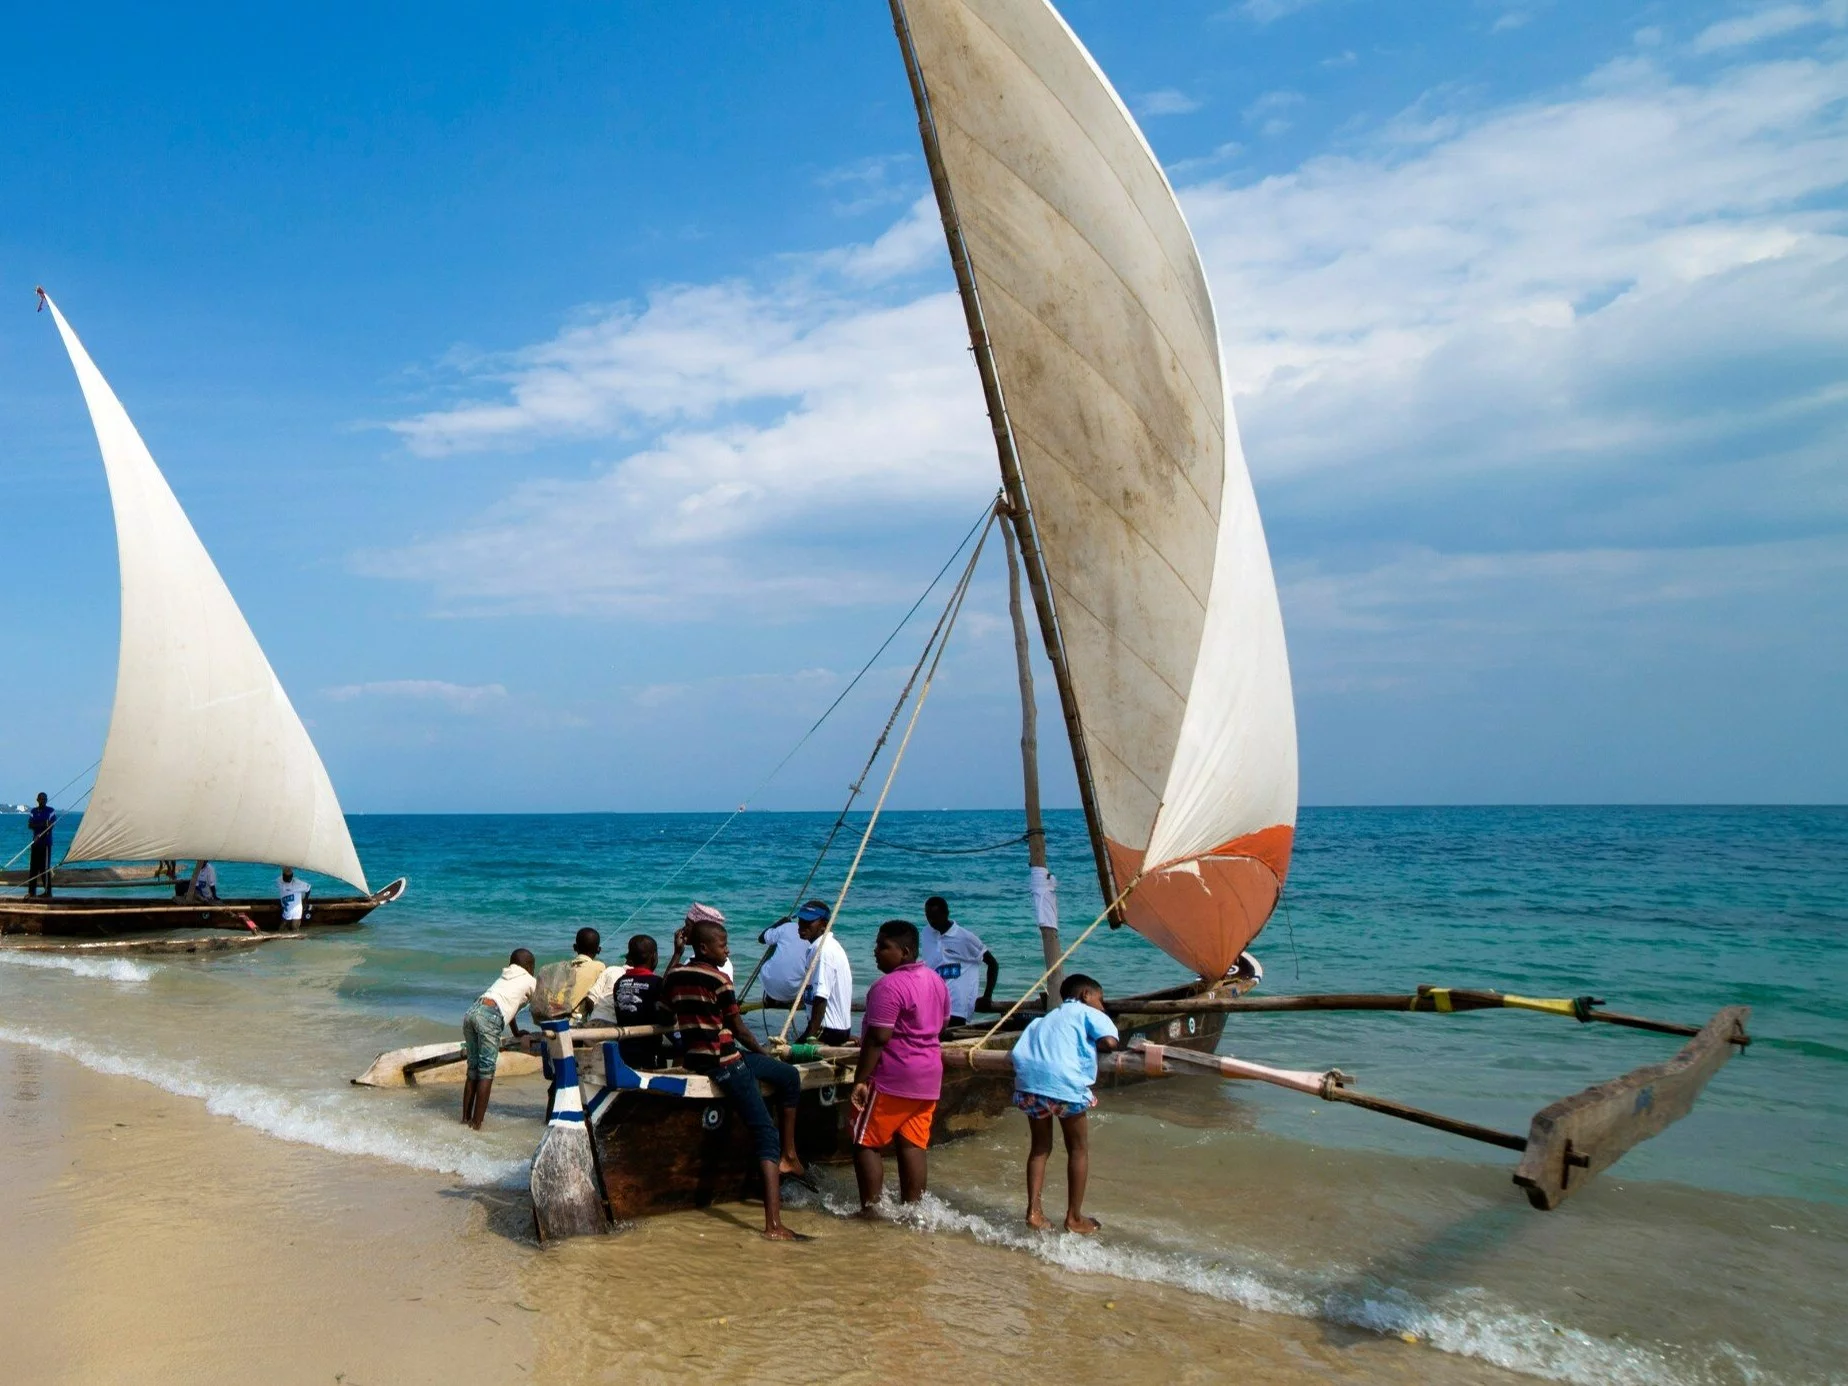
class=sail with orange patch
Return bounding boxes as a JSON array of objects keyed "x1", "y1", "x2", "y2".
[{"x1": 895, "y1": 0, "x2": 1299, "y2": 979}]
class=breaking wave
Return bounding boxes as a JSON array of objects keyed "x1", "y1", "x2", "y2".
[
  {"x1": 0, "y1": 1024, "x2": 528, "y2": 1188},
  {"x1": 804, "y1": 1186, "x2": 1766, "y2": 1386},
  {"x1": 0, "y1": 950, "x2": 156, "y2": 984}
]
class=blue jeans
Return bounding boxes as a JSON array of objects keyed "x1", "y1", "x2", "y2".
[{"x1": 710, "y1": 1051, "x2": 801, "y2": 1166}]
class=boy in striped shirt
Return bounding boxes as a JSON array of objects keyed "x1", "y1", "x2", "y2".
[{"x1": 663, "y1": 909, "x2": 809, "y2": 1242}]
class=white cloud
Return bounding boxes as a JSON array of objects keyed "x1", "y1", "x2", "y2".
[
  {"x1": 1693, "y1": 1, "x2": 1847, "y2": 53},
  {"x1": 1243, "y1": 89, "x2": 1305, "y2": 136},
  {"x1": 366, "y1": 41, "x2": 1848, "y2": 641},
  {"x1": 325, "y1": 680, "x2": 509, "y2": 711},
  {"x1": 1138, "y1": 88, "x2": 1203, "y2": 117},
  {"x1": 814, "y1": 154, "x2": 918, "y2": 215},
  {"x1": 825, "y1": 194, "x2": 946, "y2": 283},
  {"x1": 361, "y1": 217, "x2": 994, "y2": 614},
  {"x1": 1185, "y1": 52, "x2": 1848, "y2": 552},
  {"x1": 1236, "y1": 0, "x2": 1321, "y2": 23}
]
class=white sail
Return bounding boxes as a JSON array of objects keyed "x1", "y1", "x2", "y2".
[
  {"x1": 42, "y1": 295, "x2": 369, "y2": 892},
  {"x1": 898, "y1": 0, "x2": 1296, "y2": 976}
]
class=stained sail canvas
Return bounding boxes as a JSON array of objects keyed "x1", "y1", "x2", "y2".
[
  {"x1": 898, "y1": 0, "x2": 1297, "y2": 977},
  {"x1": 42, "y1": 295, "x2": 369, "y2": 891}
]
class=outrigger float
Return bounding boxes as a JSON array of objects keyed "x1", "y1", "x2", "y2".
[
  {"x1": 5, "y1": 295, "x2": 403, "y2": 940},
  {"x1": 372, "y1": 0, "x2": 1750, "y2": 1236}
]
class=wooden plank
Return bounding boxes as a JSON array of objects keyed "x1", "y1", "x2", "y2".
[{"x1": 1514, "y1": 1005, "x2": 1751, "y2": 1210}]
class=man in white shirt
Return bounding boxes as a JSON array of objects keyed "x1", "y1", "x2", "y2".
[
  {"x1": 185, "y1": 860, "x2": 219, "y2": 904},
  {"x1": 919, "y1": 895, "x2": 998, "y2": 1029},
  {"x1": 758, "y1": 901, "x2": 826, "y2": 1017},
  {"x1": 795, "y1": 907, "x2": 854, "y2": 1045},
  {"x1": 277, "y1": 867, "x2": 311, "y2": 930}
]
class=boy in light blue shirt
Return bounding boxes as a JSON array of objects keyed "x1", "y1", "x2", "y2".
[{"x1": 1009, "y1": 973, "x2": 1121, "y2": 1233}]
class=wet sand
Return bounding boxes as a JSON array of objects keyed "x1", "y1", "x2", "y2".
[{"x1": 0, "y1": 1041, "x2": 1530, "y2": 1386}]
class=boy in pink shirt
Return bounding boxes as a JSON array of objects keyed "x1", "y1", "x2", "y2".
[{"x1": 849, "y1": 919, "x2": 950, "y2": 1210}]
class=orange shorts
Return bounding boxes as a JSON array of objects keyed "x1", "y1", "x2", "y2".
[{"x1": 851, "y1": 1089, "x2": 936, "y2": 1149}]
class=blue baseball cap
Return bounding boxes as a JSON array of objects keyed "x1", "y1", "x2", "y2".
[{"x1": 796, "y1": 900, "x2": 831, "y2": 922}]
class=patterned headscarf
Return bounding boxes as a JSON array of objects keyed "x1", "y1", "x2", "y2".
[{"x1": 683, "y1": 902, "x2": 727, "y2": 927}]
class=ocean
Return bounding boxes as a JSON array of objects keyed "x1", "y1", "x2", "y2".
[{"x1": 3, "y1": 805, "x2": 1844, "y2": 1384}]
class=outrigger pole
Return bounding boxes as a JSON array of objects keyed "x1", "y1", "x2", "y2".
[{"x1": 1113, "y1": 985, "x2": 1711, "y2": 1039}]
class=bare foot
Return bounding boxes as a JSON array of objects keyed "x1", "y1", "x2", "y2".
[
  {"x1": 779, "y1": 1157, "x2": 808, "y2": 1178},
  {"x1": 1025, "y1": 1209, "x2": 1052, "y2": 1230},
  {"x1": 857, "y1": 1204, "x2": 885, "y2": 1221},
  {"x1": 1064, "y1": 1214, "x2": 1101, "y2": 1235},
  {"x1": 763, "y1": 1225, "x2": 811, "y2": 1242}
]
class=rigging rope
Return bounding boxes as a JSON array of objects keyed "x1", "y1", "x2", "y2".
[
  {"x1": 617, "y1": 496, "x2": 999, "y2": 933},
  {"x1": 865, "y1": 832, "x2": 1028, "y2": 857},
  {"x1": 775, "y1": 517, "x2": 994, "y2": 1043},
  {"x1": 967, "y1": 877, "x2": 1140, "y2": 1051},
  {"x1": 737, "y1": 496, "x2": 1004, "y2": 1005}
]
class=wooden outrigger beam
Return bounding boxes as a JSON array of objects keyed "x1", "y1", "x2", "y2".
[
  {"x1": 950, "y1": 1003, "x2": 1748, "y2": 1210},
  {"x1": 1119, "y1": 985, "x2": 1705, "y2": 1039},
  {"x1": 1513, "y1": 1005, "x2": 1750, "y2": 1209}
]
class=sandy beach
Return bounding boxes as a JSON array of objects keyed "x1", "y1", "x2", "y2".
[{"x1": 0, "y1": 1039, "x2": 1543, "y2": 1386}]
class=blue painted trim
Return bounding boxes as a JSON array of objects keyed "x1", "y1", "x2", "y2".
[{"x1": 601, "y1": 1041, "x2": 642, "y2": 1091}]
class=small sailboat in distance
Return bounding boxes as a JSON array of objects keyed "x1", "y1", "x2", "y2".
[{"x1": 0, "y1": 291, "x2": 404, "y2": 936}]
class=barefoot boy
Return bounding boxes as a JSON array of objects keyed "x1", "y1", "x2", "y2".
[
  {"x1": 662, "y1": 914, "x2": 809, "y2": 1241},
  {"x1": 850, "y1": 920, "x2": 950, "y2": 1211},
  {"x1": 1009, "y1": 973, "x2": 1121, "y2": 1233},
  {"x1": 462, "y1": 948, "x2": 536, "y2": 1130}
]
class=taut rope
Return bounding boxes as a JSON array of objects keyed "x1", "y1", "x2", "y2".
[
  {"x1": 775, "y1": 515, "x2": 995, "y2": 1043},
  {"x1": 618, "y1": 497, "x2": 999, "y2": 934},
  {"x1": 966, "y1": 878, "x2": 1139, "y2": 1051}
]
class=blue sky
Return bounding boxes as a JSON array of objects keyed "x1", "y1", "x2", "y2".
[{"x1": 2, "y1": 0, "x2": 1843, "y2": 813}]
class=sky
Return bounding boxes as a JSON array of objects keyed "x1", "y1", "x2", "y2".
[{"x1": 1, "y1": 0, "x2": 1843, "y2": 814}]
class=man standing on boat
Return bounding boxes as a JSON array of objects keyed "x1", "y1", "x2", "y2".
[
  {"x1": 25, "y1": 793, "x2": 55, "y2": 898},
  {"x1": 919, "y1": 896, "x2": 999, "y2": 1029}
]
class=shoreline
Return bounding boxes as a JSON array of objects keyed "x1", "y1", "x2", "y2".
[{"x1": 2, "y1": 1037, "x2": 1532, "y2": 1386}]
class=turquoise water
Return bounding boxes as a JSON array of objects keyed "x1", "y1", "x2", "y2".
[{"x1": 5, "y1": 805, "x2": 1845, "y2": 1383}]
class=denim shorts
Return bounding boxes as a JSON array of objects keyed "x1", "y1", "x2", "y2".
[{"x1": 461, "y1": 999, "x2": 505, "y2": 1080}]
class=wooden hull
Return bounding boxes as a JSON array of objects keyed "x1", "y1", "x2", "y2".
[
  {"x1": 0, "y1": 878, "x2": 406, "y2": 937},
  {"x1": 585, "y1": 989, "x2": 1228, "y2": 1222}
]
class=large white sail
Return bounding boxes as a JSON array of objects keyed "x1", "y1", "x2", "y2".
[
  {"x1": 42, "y1": 295, "x2": 369, "y2": 892},
  {"x1": 897, "y1": 0, "x2": 1296, "y2": 977}
]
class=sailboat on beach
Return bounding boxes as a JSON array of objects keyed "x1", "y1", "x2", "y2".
[
  {"x1": 352, "y1": 0, "x2": 1746, "y2": 1232},
  {"x1": 0, "y1": 292, "x2": 404, "y2": 938}
]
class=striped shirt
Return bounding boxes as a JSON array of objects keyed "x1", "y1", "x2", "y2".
[{"x1": 663, "y1": 960, "x2": 743, "y2": 1072}]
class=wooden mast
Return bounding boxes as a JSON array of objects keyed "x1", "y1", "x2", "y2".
[
  {"x1": 1002, "y1": 508, "x2": 1065, "y2": 999},
  {"x1": 887, "y1": 0, "x2": 1123, "y2": 921}
]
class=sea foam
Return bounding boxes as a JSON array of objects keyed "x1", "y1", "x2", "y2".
[
  {"x1": 809, "y1": 1187, "x2": 1763, "y2": 1386},
  {"x1": 0, "y1": 1024, "x2": 528, "y2": 1188},
  {"x1": 0, "y1": 951, "x2": 155, "y2": 984}
]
